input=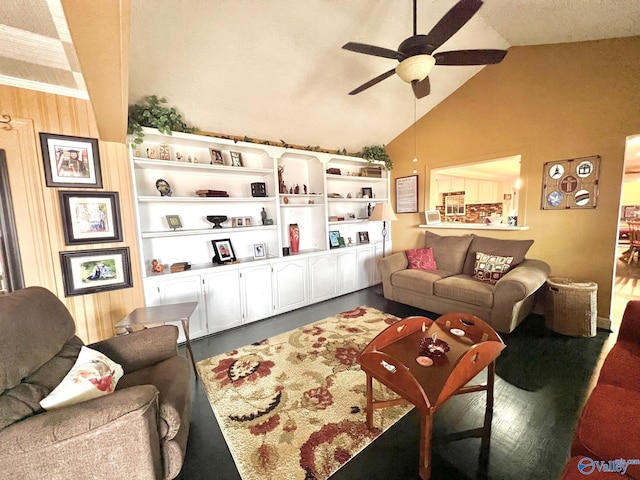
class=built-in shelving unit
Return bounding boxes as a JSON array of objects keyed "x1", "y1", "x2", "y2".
[{"x1": 129, "y1": 127, "x2": 391, "y2": 341}]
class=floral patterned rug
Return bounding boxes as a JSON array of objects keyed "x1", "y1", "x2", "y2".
[{"x1": 196, "y1": 306, "x2": 413, "y2": 480}]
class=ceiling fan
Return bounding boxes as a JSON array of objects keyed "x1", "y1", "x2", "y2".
[{"x1": 343, "y1": 0, "x2": 507, "y2": 98}]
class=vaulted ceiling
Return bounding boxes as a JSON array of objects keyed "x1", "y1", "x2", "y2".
[{"x1": 2, "y1": 0, "x2": 640, "y2": 155}]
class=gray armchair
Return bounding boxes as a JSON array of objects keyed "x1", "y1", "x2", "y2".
[{"x1": 0, "y1": 287, "x2": 191, "y2": 480}]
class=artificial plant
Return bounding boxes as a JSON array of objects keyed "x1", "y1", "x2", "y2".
[
  {"x1": 127, "y1": 95, "x2": 197, "y2": 145},
  {"x1": 362, "y1": 145, "x2": 393, "y2": 171}
]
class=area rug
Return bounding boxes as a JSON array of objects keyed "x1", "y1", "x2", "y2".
[{"x1": 196, "y1": 306, "x2": 413, "y2": 480}]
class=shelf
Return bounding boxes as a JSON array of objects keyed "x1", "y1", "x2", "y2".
[
  {"x1": 326, "y1": 174, "x2": 387, "y2": 182},
  {"x1": 280, "y1": 203, "x2": 324, "y2": 208},
  {"x1": 133, "y1": 158, "x2": 273, "y2": 177},
  {"x1": 328, "y1": 219, "x2": 367, "y2": 225},
  {"x1": 141, "y1": 225, "x2": 278, "y2": 238},
  {"x1": 138, "y1": 195, "x2": 276, "y2": 204},
  {"x1": 327, "y1": 197, "x2": 387, "y2": 203},
  {"x1": 280, "y1": 193, "x2": 324, "y2": 197}
]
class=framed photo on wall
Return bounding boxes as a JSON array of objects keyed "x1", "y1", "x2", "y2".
[
  {"x1": 60, "y1": 247, "x2": 132, "y2": 297},
  {"x1": 395, "y1": 175, "x2": 418, "y2": 213},
  {"x1": 40, "y1": 133, "x2": 103, "y2": 188},
  {"x1": 59, "y1": 191, "x2": 122, "y2": 245}
]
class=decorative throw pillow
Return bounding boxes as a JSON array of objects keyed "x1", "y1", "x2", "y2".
[
  {"x1": 473, "y1": 252, "x2": 514, "y2": 284},
  {"x1": 406, "y1": 248, "x2": 438, "y2": 271},
  {"x1": 40, "y1": 346, "x2": 124, "y2": 410}
]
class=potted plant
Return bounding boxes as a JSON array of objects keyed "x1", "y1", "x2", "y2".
[
  {"x1": 127, "y1": 95, "x2": 196, "y2": 146},
  {"x1": 362, "y1": 145, "x2": 393, "y2": 171}
]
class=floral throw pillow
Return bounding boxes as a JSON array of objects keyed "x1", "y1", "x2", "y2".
[
  {"x1": 473, "y1": 252, "x2": 514, "y2": 284},
  {"x1": 406, "y1": 247, "x2": 438, "y2": 271},
  {"x1": 40, "y1": 346, "x2": 124, "y2": 410}
]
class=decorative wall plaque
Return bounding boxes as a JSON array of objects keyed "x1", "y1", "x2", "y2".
[{"x1": 541, "y1": 155, "x2": 600, "y2": 210}]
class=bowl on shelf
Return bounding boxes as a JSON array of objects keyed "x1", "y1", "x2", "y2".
[{"x1": 206, "y1": 215, "x2": 228, "y2": 229}]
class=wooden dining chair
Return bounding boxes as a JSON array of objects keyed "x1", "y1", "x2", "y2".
[{"x1": 627, "y1": 220, "x2": 640, "y2": 263}]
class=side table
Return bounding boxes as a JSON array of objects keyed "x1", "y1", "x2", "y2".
[{"x1": 115, "y1": 302, "x2": 199, "y2": 379}]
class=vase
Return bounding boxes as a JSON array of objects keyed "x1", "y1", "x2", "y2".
[{"x1": 289, "y1": 223, "x2": 300, "y2": 253}]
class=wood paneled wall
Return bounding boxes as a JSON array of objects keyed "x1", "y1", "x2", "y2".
[{"x1": 0, "y1": 85, "x2": 144, "y2": 343}]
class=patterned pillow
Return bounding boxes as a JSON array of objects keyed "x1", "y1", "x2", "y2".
[
  {"x1": 40, "y1": 346, "x2": 124, "y2": 410},
  {"x1": 473, "y1": 252, "x2": 514, "y2": 284},
  {"x1": 406, "y1": 248, "x2": 438, "y2": 271}
]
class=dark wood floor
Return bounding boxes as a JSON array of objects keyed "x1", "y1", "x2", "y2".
[{"x1": 175, "y1": 287, "x2": 613, "y2": 480}]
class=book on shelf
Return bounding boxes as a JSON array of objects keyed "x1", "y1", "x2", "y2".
[
  {"x1": 196, "y1": 189, "x2": 229, "y2": 197},
  {"x1": 170, "y1": 262, "x2": 191, "y2": 273}
]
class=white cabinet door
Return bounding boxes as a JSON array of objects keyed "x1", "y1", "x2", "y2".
[
  {"x1": 464, "y1": 178, "x2": 479, "y2": 203},
  {"x1": 356, "y1": 246, "x2": 374, "y2": 289},
  {"x1": 478, "y1": 180, "x2": 498, "y2": 203},
  {"x1": 240, "y1": 264, "x2": 274, "y2": 323},
  {"x1": 373, "y1": 242, "x2": 385, "y2": 284},
  {"x1": 203, "y1": 269, "x2": 243, "y2": 333},
  {"x1": 309, "y1": 254, "x2": 337, "y2": 302},
  {"x1": 451, "y1": 177, "x2": 465, "y2": 191},
  {"x1": 154, "y1": 274, "x2": 206, "y2": 341},
  {"x1": 337, "y1": 250, "x2": 357, "y2": 294},
  {"x1": 273, "y1": 258, "x2": 308, "y2": 314}
]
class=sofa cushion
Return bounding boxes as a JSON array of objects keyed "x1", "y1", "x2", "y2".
[
  {"x1": 424, "y1": 231, "x2": 473, "y2": 274},
  {"x1": 40, "y1": 346, "x2": 124, "y2": 411},
  {"x1": 406, "y1": 247, "x2": 437, "y2": 271},
  {"x1": 0, "y1": 287, "x2": 76, "y2": 394},
  {"x1": 462, "y1": 235, "x2": 534, "y2": 276},
  {"x1": 571, "y1": 383, "x2": 640, "y2": 479},
  {"x1": 473, "y1": 252, "x2": 514, "y2": 284},
  {"x1": 596, "y1": 341, "x2": 640, "y2": 393},
  {"x1": 0, "y1": 336, "x2": 83, "y2": 431},
  {"x1": 433, "y1": 274, "x2": 494, "y2": 308},
  {"x1": 391, "y1": 269, "x2": 452, "y2": 295}
]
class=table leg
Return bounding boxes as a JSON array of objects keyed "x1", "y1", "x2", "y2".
[
  {"x1": 181, "y1": 318, "x2": 199, "y2": 380},
  {"x1": 366, "y1": 373, "x2": 373, "y2": 429},
  {"x1": 418, "y1": 409, "x2": 434, "y2": 480}
]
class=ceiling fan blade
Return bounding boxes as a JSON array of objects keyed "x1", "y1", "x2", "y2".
[
  {"x1": 348, "y1": 68, "x2": 397, "y2": 95},
  {"x1": 423, "y1": 0, "x2": 483, "y2": 53},
  {"x1": 434, "y1": 49, "x2": 507, "y2": 66},
  {"x1": 342, "y1": 42, "x2": 401, "y2": 60},
  {"x1": 412, "y1": 77, "x2": 431, "y2": 99}
]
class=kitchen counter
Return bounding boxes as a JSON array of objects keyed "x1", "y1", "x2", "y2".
[{"x1": 418, "y1": 223, "x2": 529, "y2": 231}]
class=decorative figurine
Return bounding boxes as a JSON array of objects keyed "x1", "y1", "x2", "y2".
[
  {"x1": 278, "y1": 166, "x2": 286, "y2": 194},
  {"x1": 175, "y1": 152, "x2": 183, "y2": 161},
  {"x1": 294, "y1": 184, "x2": 300, "y2": 194},
  {"x1": 155, "y1": 179, "x2": 172, "y2": 197},
  {"x1": 289, "y1": 223, "x2": 300, "y2": 253},
  {"x1": 146, "y1": 148, "x2": 157, "y2": 159},
  {"x1": 159, "y1": 143, "x2": 170, "y2": 160},
  {"x1": 304, "y1": 185, "x2": 308, "y2": 194},
  {"x1": 151, "y1": 259, "x2": 164, "y2": 273},
  {"x1": 289, "y1": 186, "x2": 294, "y2": 194},
  {"x1": 261, "y1": 207, "x2": 268, "y2": 225},
  {"x1": 188, "y1": 155, "x2": 192, "y2": 163}
]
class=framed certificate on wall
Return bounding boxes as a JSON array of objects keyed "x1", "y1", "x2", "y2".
[{"x1": 396, "y1": 175, "x2": 418, "y2": 213}]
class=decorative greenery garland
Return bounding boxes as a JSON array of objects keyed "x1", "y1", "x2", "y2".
[{"x1": 128, "y1": 96, "x2": 393, "y2": 170}]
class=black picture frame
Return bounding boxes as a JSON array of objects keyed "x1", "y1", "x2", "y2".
[
  {"x1": 361, "y1": 187, "x2": 373, "y2": 199},
  {"x1": 209, "y1": 147, "x2": 224, "y2": 165},
  {"x1": 40, "y1": 132, "x2": 103, "y2": 188},
  {"x1": 60, "y1": 247, "x2": 132, "y2": 297},
  {"x1": 59, "y1": 191, "x2": 122, "y2": 245},
  {"x1": 211, "y1": 238, "x2": 236, "y2": 264},
  {"x1": 357, "y1": 231, "x2": 370, "y2": 244},
  {"x1": 329, "y1": 230, "x2": 340, "y2": 248}
]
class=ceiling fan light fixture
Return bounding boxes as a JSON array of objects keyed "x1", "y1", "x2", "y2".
[{"x1": 396, "y1": 55, "x2": 435, "y2": 83}]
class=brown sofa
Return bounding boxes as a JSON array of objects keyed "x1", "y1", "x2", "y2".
[
  {"x1": 559, "y1": 300, "x2": 640, "y2": 479},
  {"x1": 0, "y1": 287, "x2": 192, "y2": 480},
  {"x1": 378, "y1": 232, "x2": 551, "y2": 333}
]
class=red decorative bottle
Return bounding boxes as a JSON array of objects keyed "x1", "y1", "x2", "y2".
[{"x1": 289, "y1": 223, "x2": 300, "y2": 253}]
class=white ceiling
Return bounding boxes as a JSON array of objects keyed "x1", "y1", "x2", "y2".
[{"x1": 1, "y1": 0, "x2": 640, "y2": 156}]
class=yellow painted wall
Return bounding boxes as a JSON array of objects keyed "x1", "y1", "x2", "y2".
[
  {"x1": 0, "y1": 85, "x2": 144, "y2": 343},
  {"x1": 622, "y1": 180, "x2": 640, "y2": 206},
  {"x1": 386, "y1": 37, "x2": 640, "y2": 321}
]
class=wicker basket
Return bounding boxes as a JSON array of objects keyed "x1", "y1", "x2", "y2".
[{"x1": 544, "y1": 277, "x2": 597, "y2": 337}]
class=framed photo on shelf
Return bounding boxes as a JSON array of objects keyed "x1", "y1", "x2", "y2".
[
  {"x1": 357, "y1": 231, "x2": 370, "y2": 244},
  {"x1": 59, "y1": 191, "x2": 122, "y2": 245},
  {"x1": 211, "y1": 238, "x2": 236, "y2": 264},
  {"x1": 361, "y1": 187, "x2": 373, "y2": 199},
  {"x1": 338, "y1": 236, "x2": 346, "y2": 248},
  {"x1": 165, "y1": 214, "x2": 183, "y2": 230},
  {"x1": 209, "y1": 147, "x2": 224, "y2": 165},
  {"x1": 253, "y1": 243, "x2": 266, "y2": 259},
  {"x1": 40, "y1": 132, "x2": 103, "y2": 188},
  {"x1": 230, "y1": 151, "x2": 243, "y2": 167},
  {"x1": 396, "y1": 175, "x2": 418, "y2": 213},
  {"x1": 328, "y1": 230, "x2": 340, "y2": 248},
  {"x1": 60, "y1": 247, "x2": 132, "y2": 297}
]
